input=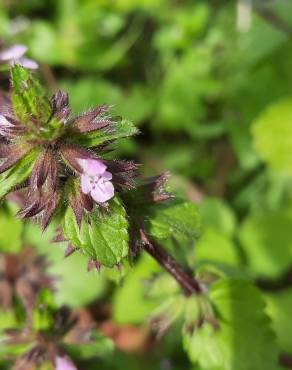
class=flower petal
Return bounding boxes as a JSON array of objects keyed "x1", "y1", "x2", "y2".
[
  {"x1": 56, "y1": 356, "x2": 78, "y2": 370},
  {"x1": 79, "y1": 158, "x2": 107, "y2": 176},
  {"x1": 91, "y1": 181, "x2": 114, "y2": 203},
  {"x1": 18, "y1": 57, "x2": 38, "y2": 70},
  {"x1": 0, "y1": 115, "x2": 13, "y2": 128},
  {"x1": 81, "y1": 174, "x2": 92, "y2": 194},
  {"x1": 0, "y1": 44, "x2": 27, "y2": 60},
  {"x1": 103, "y1": 171, "x2": 113, "y2": 180}
]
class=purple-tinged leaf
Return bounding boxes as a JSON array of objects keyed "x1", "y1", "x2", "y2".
[{"x1": 0, "y1": 145, "x2": 31, "y2": 174}]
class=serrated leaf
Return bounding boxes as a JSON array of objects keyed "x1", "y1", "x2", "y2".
[
  {"x1": 138, "y1": 199, "x2": 201, "y2": 266},
  {"x1": 145, "y1": 199, "x2": 200, "y2": 243},
  {"x1": 88, "y1": 201, "x2": 129, "y2": 265},
  {"x1": 183, "y1": 279, "x2": 280, "y2": 370},
  {"x1": 11, "y1": 64, "x2": 51, "y2": 125},
  {"x1": 10, "y1": 64, "x2": 30, "y2": 92},
  {"x1": 62, "y1": 197, "x2": 129, "y2": 267},
  {"x1": 252, "y1": 99, "x2": 292, "y2": 175},
  {"x1": 62, "y1": 206, "x2": 83, "y2": 249},
  {"x1": 0, "y1": 149, "x2": 39, "y2": 200},
  {"x1": 75, "y1": 118, "x2": 139, "y2": 147}
]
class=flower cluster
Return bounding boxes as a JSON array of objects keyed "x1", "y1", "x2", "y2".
[
  {"x1": 0, "y1": 65, "x2": 173, "y2": 272},
  {"x1": 0, "y1": 68, "x2": 138, "y2": 229},
  {"x1": 6, "y1": 306, "x2": 93, "y2": 370},
  {"x1": 0, "y1": 247, "x2": 53, "y2": 315}
]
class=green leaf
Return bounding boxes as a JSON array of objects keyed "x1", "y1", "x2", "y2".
[
  {"x1": 0, "y1": 149, "x2": 39, "y2": 200},
  {"x1": 145, "y1": 199, "x2": 200, "y2": 243},
  {"x1": 0, "y1": 207, "x2": 23, "y2": 253},
  {"x1": 265, "y1": 289, "x2": 292, "y2": 353},
  {"x1": 62, "y1": 197, "x2": 129, "y2": 267},
  {"x1": 133, "y1": 198, "x2": 200, "y2": 266},
  {"x1": 11, "y1": 65, "x2": 51, "y2": 125},
  {"x1": 154, "y1": 48, "x2": 219, "y2": 135},
  {"x1": 183, "y1": 279, "x2": 280, "y2": 370},
  {"x1": 113, "y1": 253, "x2": 161, "y2": 324},
  {"x1": 88, "y1": 198, "x2": 129, "y2": 266},
  {"x1": 199, "y1": 198, "x2": 236, "y2": 237},
  {"x1": 238, "y1": 210, "x2": 292, "y2": 279},
  {"x1": 195, "y1": 199, "x2": 240, "y2": 270},
  {"x1": 195, "y1": 229, "x2": 240, "y2": 267},
  {"x1": 62, "y1": 205, "x2": 83, "y2": 249},
  {"x1": 10, "y1": 64, "x2": 30, "y2": 92},
  {"x1": 252, "y1": 99, "x2": 292, "y2": 175},
  {"x1": 75, "y1": 118, "x2": 139, "y2": 147}
]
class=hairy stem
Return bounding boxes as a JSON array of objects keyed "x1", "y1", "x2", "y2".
[{"x1": 140, "y1": 230, "x2": 202, "y2": 295}]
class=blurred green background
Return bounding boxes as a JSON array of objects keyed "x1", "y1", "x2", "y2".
[
  {"x1": 2, "y1": 0, "x2": 292, "y2": 199},
  {"x1": 1, "y1": 0, "x2": 292, "y2": 369}
]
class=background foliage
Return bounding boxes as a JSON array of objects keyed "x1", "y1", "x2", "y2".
[{"x1": 1, "y1": 0, "x2": 292, "y2": 369}]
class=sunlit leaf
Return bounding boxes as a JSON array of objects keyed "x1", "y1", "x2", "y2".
[
  {"x1": 62, "y1": 197, "x2": 129, "y2": 267},
  {"x1": 183, "y1": 279, "x2": 279, "y2": 370},
  {"x1": 252, "y1": 99, "x2": 292, "y2": 175}
]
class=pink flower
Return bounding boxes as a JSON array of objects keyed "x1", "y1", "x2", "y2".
[
  {"x1": 78, "y1": 158, "x2": 115, "y2": 203},
  {"x1": 0, "y1": 44, "x2": 38, "y2": 69},
  {"x1": 55, "y1": 356, "x2": 78, "y2": 370},
  {"x1": 0, "y1": 115, "x2": 13, "y2": 135}
]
